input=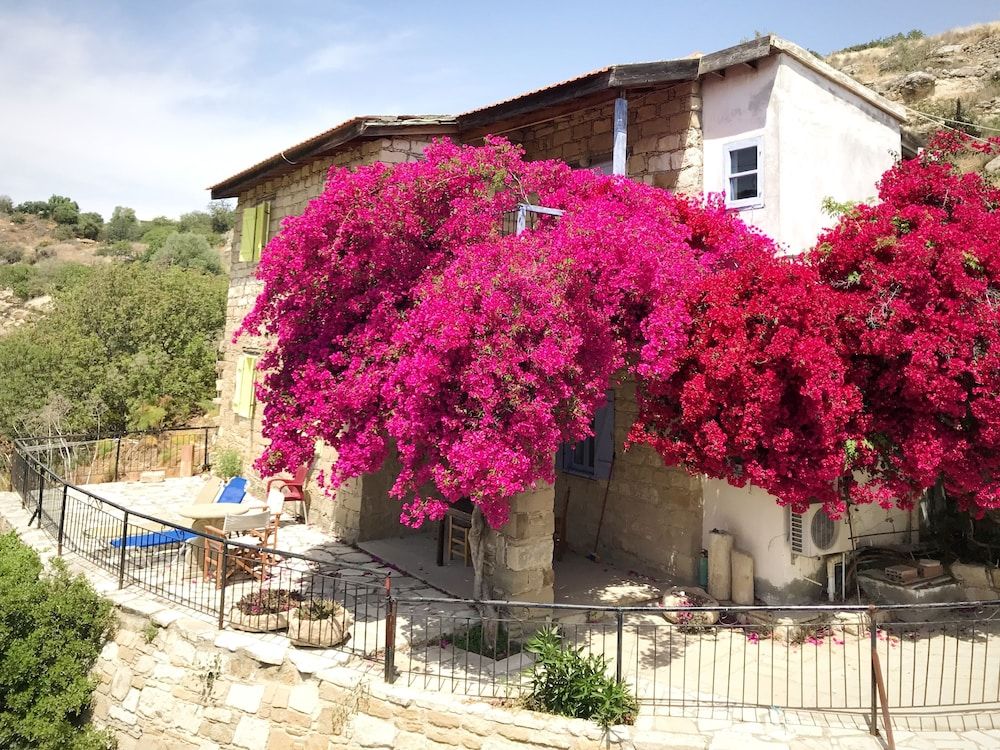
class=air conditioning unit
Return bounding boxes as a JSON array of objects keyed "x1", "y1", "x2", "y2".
[{"x1": 788, "y1": 506, "x2": 853, "y2": 557}]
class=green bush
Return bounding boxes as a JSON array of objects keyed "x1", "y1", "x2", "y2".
[
  {"x1": 140, "y1": 225, "x2": 176, "y2": 255},
  {"x1": 524, "y1": 627, "x2": 637, "y2": 728},
  {"x1": 213, "y1": 449, "x2": 243, "y2": 480},
  {"x1": 53, "y1": 225, "x2": 74, "y2": 241},
  {"x1": 0, "y1": 244, "x2": 24, "y2": 265},
  {"x1": 151, "y1": 232, "x2": 222, "y2": 274},
  {"x1": 10, "y1": 213, "x2": 26, "y2": 225},
  {"x1": 0, "y1": 533, "x2": 116, "y2": 749},
  {"x1": 14, "y1": 201, "x2": 48, "y2": 216},
  {"x1": 0, "y1": 263, "x2": 226, "y2": 437},
  {"x1": 0, "y1": 195, "x2": 12, "y2": 214},
  {"x1": 453, "y1": 623, "x2": 521, "y2": 660},
  {"x1": 106, "y1": 206, "x2": 139, "y2": 242},
  {"x1": 75, "y1": 212, "x2": 104, "y2": 241},
  {"x1": 48, "y1": 196, "x2": 80, "y2": 226}
]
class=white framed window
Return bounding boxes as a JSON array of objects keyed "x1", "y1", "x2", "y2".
[
  {"x1": 724, "y1": 138, "x2": 763, "y2": 209},
  {"x1": 559, "y1": 392, "x2": 615, "y2": 479}
]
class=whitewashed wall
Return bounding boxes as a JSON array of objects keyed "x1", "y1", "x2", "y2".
[
  {"x1": 702, "y1": 52, "x2": 901, "y2": 254},
  {"x1": 701, "y1": 478, "x2": 917, "y2": 603}
]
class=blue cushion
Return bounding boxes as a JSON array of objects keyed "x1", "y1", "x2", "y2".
[
  {"x1": 216, "y1": 476, "x2": 248, "y2": 504},
  {"x1": 111, "y1": 528, "x2": 196, "y2": 549}
]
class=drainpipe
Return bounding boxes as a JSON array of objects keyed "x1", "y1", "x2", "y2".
[
  {"x1": 613, "y1": 96, "x2": 628, "y2": 176},
  {"x1": 827, "y1": 555, "x2": 838, "y2": 602}
]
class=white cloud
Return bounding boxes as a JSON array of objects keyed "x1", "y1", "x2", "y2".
[
  {"x1": 303, "y1": 31, "x2": 415, "y2": 74},
  {"x1": 0, "y1": 8, "x2": 353, "y2": 218}
]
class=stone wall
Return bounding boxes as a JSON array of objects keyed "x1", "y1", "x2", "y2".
[
  {"x1": 92, "y1": 605, "x2": 657, "y2": 750},
  {"x1": 554, "y1": 380, "x2": 703, "y2": 583},
  {"x1": 216, "y1": 137, "x2": 431, "y2": 541},
  {"x1": 501, "y1": 82, "x2": 703, "y2": 193}
]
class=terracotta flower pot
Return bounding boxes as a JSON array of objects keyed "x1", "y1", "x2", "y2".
[
  {"x1": 287, "y1": 606, "x2": 353, "y2": 648},
  {"x1": 228, "y1": 607, "x2": 289, "y2": 633},
  {"x1": 660, "y1": 585, "x2": 719, "y2": 627}
]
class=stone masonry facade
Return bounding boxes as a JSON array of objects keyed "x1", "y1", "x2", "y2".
[
  {"x1": 215, "y1": 80, "x2": 708, "y2": 597},
  {"x1": 555, "y1": 380, "x2": 703, "y2": 583},
  {"x1": 505, "y1": 82, "x2": 703, "y2": 193}
]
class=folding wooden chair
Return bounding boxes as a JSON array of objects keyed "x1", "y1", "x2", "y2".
[{"x1": 204, "y1": 511, "x2": 278, "y2": 587}]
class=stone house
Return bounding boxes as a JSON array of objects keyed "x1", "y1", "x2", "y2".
[{"x1": 209, "y1": 35, "x2": 913, "y2": 605}]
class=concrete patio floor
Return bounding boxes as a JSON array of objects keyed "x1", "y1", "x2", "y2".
[{"x1": 359, "y1": 530, "x2": 663, "y2": 607}]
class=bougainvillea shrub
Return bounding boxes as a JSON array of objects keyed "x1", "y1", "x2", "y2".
[
  {"x1": 634, "y1": 132, "x2": 1000, "y2": 518},
  {"x1": 629, "y1": 247, "x2": 864, "y2": 518},
  {"x1": 239, "y1": 138, "x2": 771, "y2": 529},
  {"x1": 812, "y1": 133, "x2": 1000, "y2": 515}
]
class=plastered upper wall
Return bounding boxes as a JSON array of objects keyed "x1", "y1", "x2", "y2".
[{"x1": 702, "y1": 52, "x2": 901, "y2": 254}]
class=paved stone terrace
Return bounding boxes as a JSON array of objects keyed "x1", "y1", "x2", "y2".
[{"x1": 4, "y1": 486, "x2": 1000, "y2": 748}]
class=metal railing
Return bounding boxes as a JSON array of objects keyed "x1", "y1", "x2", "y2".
[{"x1": 10, "y1": 432, "x2": 1000, "y2": 734}]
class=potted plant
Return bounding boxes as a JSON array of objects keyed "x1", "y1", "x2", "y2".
[
  {"x1": 659, "y1": 586, "x2": 719, "y2": 629},
  {"x1": 287, "y1": 598, "x2": 353, "y2": 647},
  {"x1": 229, "y1": 589, "x2": 301, "y2": 632}
]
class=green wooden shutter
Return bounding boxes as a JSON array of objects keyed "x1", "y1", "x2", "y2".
[
  {"x1": 236, "y1": 356, "x2": 257, "y2": 418},
  {"x1": 253, "y1": 201, "x2": 271, "y2": 261},
  {"x1": 239, "y1": 207, "x2": 257, "y2": 262},
  {"x1": 232, "y1": 354, "x2": 245, "y2": 409}
]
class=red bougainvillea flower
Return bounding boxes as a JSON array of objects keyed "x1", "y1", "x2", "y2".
[{"x1": 812, "y1": 132, "x2": 1000, "y2": 515}]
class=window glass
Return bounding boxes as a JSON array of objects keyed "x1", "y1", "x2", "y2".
[
  {"x1": 729, "y1": 146, "x2": 757, "y2": 174},
  {"x1": 730, "y1": 174, "x2": 759, "y2": 201}
]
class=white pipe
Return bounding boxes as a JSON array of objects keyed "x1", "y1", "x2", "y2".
[
  {"x1": 613, "y1": 97, "x2": 628, "y2": 176},
  {"x1": 827, "y1": 556, "x2": 837, "y2": 602}
]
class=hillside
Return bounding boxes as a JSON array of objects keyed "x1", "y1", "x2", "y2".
[
  {"x1": 0, "y1": 203, "x2": 233, "y2": 335},
  {"x1": 826, "y1": 23, "x2": 1000, "y2": 140}
]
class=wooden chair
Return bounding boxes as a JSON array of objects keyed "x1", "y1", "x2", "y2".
[
  {"x1": 447, "y1": 513, "x2": 471, "y2": 566},
  {"x1": 204, "y1": 511, "x2": 278, "y2": 587},
  {"x1": 265, "y1": 464, "x2": 309, "y2": 523}
]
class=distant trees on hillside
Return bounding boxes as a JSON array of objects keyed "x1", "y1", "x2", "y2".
[
  {"x1": 1, "y1": 194, "x2": 235, "y2": 253},
  {"x1": 0, "y1": 263, "x2": 227, "y2": 438}
]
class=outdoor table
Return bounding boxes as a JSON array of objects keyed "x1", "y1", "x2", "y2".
[{"x1": 178, "y1": 503, "x2": 250, "y2": 576}]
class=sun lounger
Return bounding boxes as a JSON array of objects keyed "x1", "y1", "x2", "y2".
[{"x1": 216, "y1": 477, "x2": 247, "y2": 504}]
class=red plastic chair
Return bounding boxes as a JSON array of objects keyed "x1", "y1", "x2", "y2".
[{"x1": 266, "y1": 464, "x2": 310, "y2": 523}]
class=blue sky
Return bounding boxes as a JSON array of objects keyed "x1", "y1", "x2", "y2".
[{"x1": 1, "y1": 0, "x2": 996, "y2": 219}]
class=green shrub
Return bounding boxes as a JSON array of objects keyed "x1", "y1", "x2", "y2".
[
  {"x1": 14, "y1": 200, "x2": 48, "y2": 216},
  {"x1": 48, "y1": 196, "x2": 80, "y2": 226},
  {"x1": 0, "y1": 195, "x2": 12, "y2": 214},
  {"x1": 0, "y1": 533, "x2": 116, "y2": 749},
  {"x1": 10, "y1": 212, "x2": 26, "y2": 225},
  {"x1": 75, "y1": 212, "x2": 104, "y2": 241},
  {"x1": 523, "y1": 627, "x2": 637, "y2": 728},
  {"x1": 53, "y1": 225, "x2": 74, "y2": 241},
  {"x1": 453, "y1": 623, "x2": 521, "y2": 660},
  {"x1": 0, "y1": 244, "x2": 24, "y2": 265},
  {"x1": 213, "y1": 448, "x2": 243, "y2": 480},
  {"x1": 151, "y1": 232, "x2": 222, "y2": 274}
]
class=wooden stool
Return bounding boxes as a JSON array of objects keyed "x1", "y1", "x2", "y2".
[{"x1": 447, "y1": 514, "x2": 471, "y2": 566}]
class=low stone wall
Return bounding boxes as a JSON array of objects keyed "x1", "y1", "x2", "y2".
[{"x1": 90, "y1": 606, "x2": 630, "y2": 750}]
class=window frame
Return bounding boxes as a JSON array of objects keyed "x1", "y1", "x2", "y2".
[
  {"x1": 559, "y1": 391, "x2": 615, "y2": 480},
  {"x1": 724, "y1": 137, "x2": 764, "y2": 210}
]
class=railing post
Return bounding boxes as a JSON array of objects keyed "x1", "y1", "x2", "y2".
[
  {"x1": 118, "y1": 511, "x2": 129, "y2": 589},
  {"x1": 615, "y1": 609, "x2": 625, "y2": 683},
  {"x1": 113, "y1": 437, "x2": 122, "y2": 482},
  {"x1": 35, "y1": 470, "x2": 44, "y2": 528},
  {"x1": 218, "y1": 542, "x2": 229, "y2": 630},
  {"x1": 869, "y1": 605, "x2": 879, "y2": 737},
  {"x1": 57, "y1": 484, "x2": 68, "y2": 555},
  {"x1": 384, "y1": 575, "x2": 397, "y2": 684},
  {"x1": 202, "y1": 428, "x2": 210, "y2": 472}
]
